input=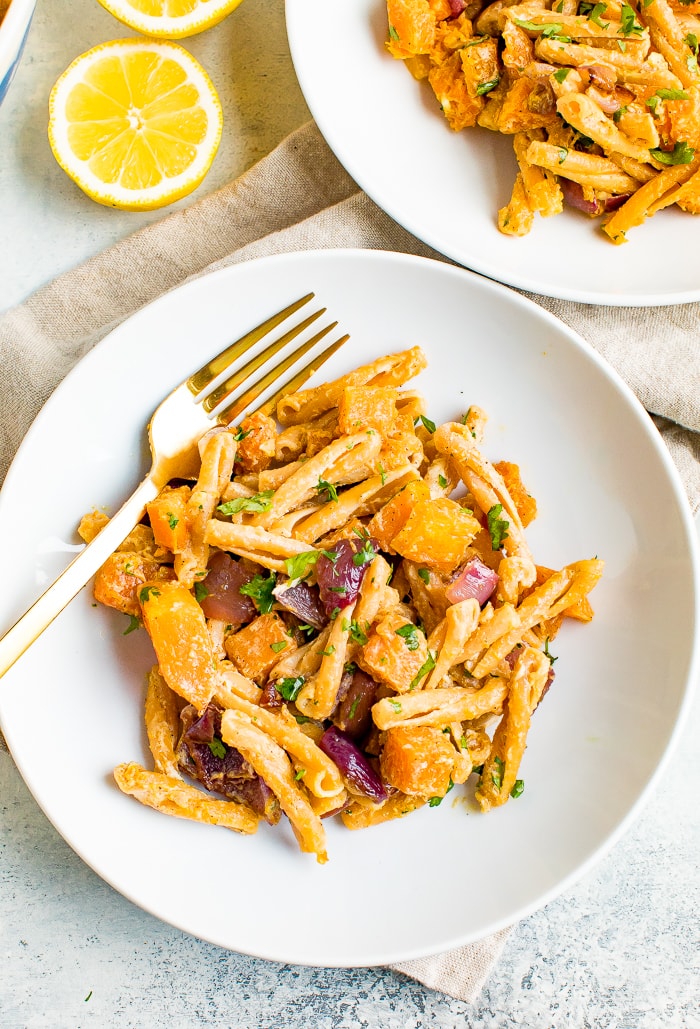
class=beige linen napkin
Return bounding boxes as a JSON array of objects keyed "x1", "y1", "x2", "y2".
[{"x1": 1, "y1": 120, "x2": 699, "y2": 1004}]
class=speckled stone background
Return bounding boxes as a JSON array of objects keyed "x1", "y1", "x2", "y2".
[{"x1": 1, "y1": 2, "x2": 699, "y2": 1026}]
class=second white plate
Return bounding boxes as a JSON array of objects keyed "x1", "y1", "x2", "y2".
[{"x1": 285, "y1": 0, "x2": 700, "y2": 305}]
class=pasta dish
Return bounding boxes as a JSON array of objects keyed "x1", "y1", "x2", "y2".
[
  {"x1": 83, "y1": 347, "x2": 603, "y2": 863},
  {"x1": 386, "y1": 0, "x2": 700, "y2": 241}
]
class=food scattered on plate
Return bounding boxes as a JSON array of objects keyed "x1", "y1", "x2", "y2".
[
  {"x1": 386, "y1": 0, "x2": 700, "y2": 242},
  {"x1": 84, "y1": 345, "x2": 603, "y2": 863}
]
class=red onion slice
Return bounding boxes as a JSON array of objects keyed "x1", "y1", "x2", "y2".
[
  {"x1": 319, "y1": 725, "x2": 388, "y2": 802},
  {"x1": 445, "y1": 556, "x2": 498, "y2": 605}
]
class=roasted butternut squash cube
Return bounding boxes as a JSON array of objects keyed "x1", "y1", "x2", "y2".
[
  {"x1": 367, "y1": 479, "x2": 431, "y2": 552},
  {"x1": 493, "y1": 460, "x2": 537, "y2": 527},
  {"x1": 380, "y1": 725, "x2": 455, "y2": 797},
  {"x1": 391, "y1": 497, "x2": 481, "y2": 572},
  {"x1": 358, "y1": 608, "x2": 430, "y2": 693},
  {"x1": 460, "y1": 37, "x2": 499, "y2": 100},
  {"x1": 225, "y1": 613, "x2": 296, "y2": 683},
  {"x1": 93, "y1": 553, "x2": 175, "y2": 617},
  {"x1": 386, "y1": 0, "x2": 437, "y2": 57},
  {"x1": 236, "y1": 410, "x2": 277, "y2": 473},
  {"x1": 337, "y1": 385, "x2": 399, "y2": 436},
  {"x1": 77, "y1": 509, "x2": 109, "y2": 543},
  {"x1": 497, "y1": 77, "x2": 557, "y2": 134},
  {"x1": 428, "y1": 51, "x2": 484, "y2": 131},
  {"x1": 147, "y1": 485, "x2": 191, "y2": 553},
  {"x1": 139, "y1": 580, "x2": 218, "y2": 711}
]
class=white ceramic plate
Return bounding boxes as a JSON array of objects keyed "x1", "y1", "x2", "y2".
[
  {"x1": 285, "y1": 0, "x2": 700, "y2": 306},
  {"x1": 0, "y1": 250, "x2": 697, "y2": 967}
]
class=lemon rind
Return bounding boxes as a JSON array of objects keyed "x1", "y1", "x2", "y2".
[{"x1": 95, "y1": 0, "x2": 245, "y2": 39}]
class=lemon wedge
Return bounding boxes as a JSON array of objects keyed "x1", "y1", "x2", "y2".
[
  {"x1": 95, "y1": 0, "x2": 245, "y2": 38},
  {"x1": 48, "y1": 39, "x2": 223, "y2": 211}
]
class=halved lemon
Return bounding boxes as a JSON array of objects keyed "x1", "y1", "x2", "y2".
[
  {"x1": 48, "y1": 39, "x2": 223, "y2": 211},
  {"x1": 95, "y1": 0, "x2": 245, "y2": 39}
]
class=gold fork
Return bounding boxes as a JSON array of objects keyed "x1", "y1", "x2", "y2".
[{"x1": 0, "y1": 294, "x2": 348, "y2": 679}]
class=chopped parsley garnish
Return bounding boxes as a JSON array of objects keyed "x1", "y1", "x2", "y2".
[
  {"x1": 232, "y1": 427, "x2": 251, "y2": 442},
  {"x1": 318, "y1": 645, "x2": 336, "y2": 658},
  {"x1": 123, "y1": 614, "x2": 141, "y2": 635},
  {"x1": 476, "y1": 78, "x2": 500, "y2": 96},
  {"x1": 294, "y1": 768, "x2": 307, "y2": 781},
  {"x1": 685, "y1": 32, "x2": 699, "y2": 56},
  {"x1": 138, "y1": 585, "x2": 161, "y2": 604},
  {"x1": 208, "y1": 738, "x2": 227, "y2": 759},
  {"x1": 315, "y1": 478, "x2": 339, "y2": 503},
  {"x1": 487, "y1": 503, "x2": 510, "y2": 550},
  {"x1": 557, "y1": 146, "x2": 569, "y2": 164},
  {"x1": 587, "y1": 2, "x2": 610, "y2": 27},
  {"x1": 553, "y1": 67, "x2": 570, "y2": 83},
  {"x1": 167, "y1": 513, "x2": 179, "y2": 531},
  {"x1": 378, "y1": 463, "x2": 387, "y2": 486},
  {"x1": 510, "y1": 779, "x2": 525, "y2": 799},
  {"x1": 650, "y1": 141, "x2": 695, "y2": 164},
  {"x1": 194, "y1": 581, "x2": 209, "y2": 604},
  {"x1": 270, "y1": 640, "x2": 287, "y2": 653},
  {"x1": 619, "y1": 3, "x2": 643, "y2": 35},
  {"x1": 409, "y1": 650, "x2": 436, "y2": 691},
  {"x1": 514, "y1": 17, "x2": 560, "y2": 32},
  {"x1": 352, "y1": 529, "x2": 376, "y2": 567},
  {"x1": 349, "y1": 619, "x2": 369, "y2": 646},
  {"x1": 284, "y1": 550, "x2": 321, "y2": 582},
  {"x1": 389, "y1": 699, "x2": 403, "y2": 712},
  {"x1": 417, "y1": 567, "x2": 431, "y2": 584},
  {"x1": 438, "y1": 474, "x2": 448, "y2": 489},
  {"x1": 348, "y1": 696, "x2": 361, "y2": 720},
  {"x1": 491, "y1": 755, "x2": 505, "y2": 790},
  {"x1": 657, "y1": 88, "x2": 689, "y2": 100},
  {"x1": 239, "y1": 572, "x2": 276, "y2": 613},
  {"x1": 543, "y1": 636, "x2": 558, "y2": 664},
  {"x1": 388, "y1": 23, "x2": 399, "y2": 41},
  {"x1": 396, "y1": 623, "x2": 422, "y2": 651},
  {"x1": 276, "y1": 676, "x2": 306, "y2": 701},
  {"x1": 419, "y1": 414, "x2": 437, "y2": 433},
  {"x1": 217, "y1": 490, "x2": 274, "y2": 516}
]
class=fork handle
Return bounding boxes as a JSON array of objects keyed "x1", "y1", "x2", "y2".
[{"x1": 0, "y1": 475, "x2": 160, "y2": 681}]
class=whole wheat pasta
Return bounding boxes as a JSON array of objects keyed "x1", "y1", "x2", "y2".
[
  {"x1": 144, "y1": 666, "x2": 182, "y2": 778},
  {"x1": 220, "y1": 711, "x2": 328, "y2": 862},
  {"x1": 175, "y1": 429, "x2": 237, "y2": 586},
  {"x1": 215, "y1": 692, "x2": 344, "y2": 799},
  {"x1": 476, "y1": 646, "x2": 551, "y2": 810},
  {"x1": 372, "y1": 678, "x2": 510, "y2": 731},
  {"x1": 114, "y1": 762, "x2": 259, "y2": 835}
]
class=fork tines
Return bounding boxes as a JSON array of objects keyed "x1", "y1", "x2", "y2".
[{"x1": 187, "y1": 293, "x2": 348, "y2": 426}]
